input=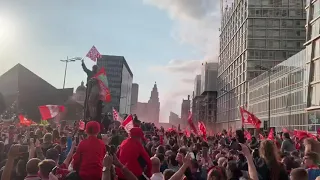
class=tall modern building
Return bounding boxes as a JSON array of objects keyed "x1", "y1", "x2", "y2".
[
  {"x1": 305, "y1": 0, "x2": 320, "y2": 130},
  {"x1": 217, "y1": 0, "x2": 306, "y2": 130},
  {"x1": 192, "y1": 75, "x2": 204, "y2": 123},
  {"x1": 181, "y1": 95, "x2": 191, "y2": 127},
  {"x1": 97, "y1": 55, "x2": 133, "y2": 114},
  {"x1": 248, "y1": 50, "x2": 307, "y2": 131},
  {"x1": 200, "y1": 62, "x2": 218, "y2": 129},
  {"x1": 194, "y1": 75, "x2": 202, "y2": 97},
  {"x1": 148, "y1": 82, "x2": 160, "y2": 123},
  {"x1": 134, "y1": 83, "x2": 160, "y2": 124},
  {"x1": 131, "y1": 83, "x2": 139, "y2": 113}
]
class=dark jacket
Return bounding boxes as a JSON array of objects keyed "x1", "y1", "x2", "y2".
[
  {"x1": 281, "y1": 139, "x2": 295, "y2": 153},
  {"x1": 82, "y1": 62, "x2": 95, "y2": 84}
]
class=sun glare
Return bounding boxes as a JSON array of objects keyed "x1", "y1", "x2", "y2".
[{"x1": 0, "y1": 17, "x2": 13, "y2": 42}]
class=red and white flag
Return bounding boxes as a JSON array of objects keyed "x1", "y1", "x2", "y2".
[
  {"x1": 38, "y1": 105, "x2": 65, "y2": 120},
  {"x1": 86, "y1": 45, "x2": 102, "y2": 62},
  {"x1": 79, "y1": 120, "x2": 85, "y2": 130},
  {"x1": 121, "y1": 114, "x2": 134, "y2": 133},
  {"x1": 94, "y1": 67, "x2": 111, "y2": 102},
  {"x1": 239, "y1": 107, "x2": 261, "y2": 129},
  {"x1": 112, "y1": 108, "x2": 123, "y2": 122},
  {"x1": 198, "y1": 121, "x2": 207, "y2": 141},
  {"x1": 187, "y1": 111, "x2": 198, "y2": 135}
]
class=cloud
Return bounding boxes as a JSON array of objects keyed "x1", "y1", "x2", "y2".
[
  {"x1": 181, "y1": 78, "x2": 194, "y2": 84},
  {"x1": 149, "y1": 59, "x2": 204, "y2": 74},
  {"x1": 144, "y1": 0, "x2": 220, "y2": 56},
  {"x1": 143, "y1": 0, "x2": 220, "y2": 122}
]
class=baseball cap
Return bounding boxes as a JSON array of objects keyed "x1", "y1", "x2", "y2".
[
  {"x1": 85, "y1": 121, "x2": 101, "y2": 135},
  {"x1": 130, "y1": 127, "x2": 146, "y2": 141}
]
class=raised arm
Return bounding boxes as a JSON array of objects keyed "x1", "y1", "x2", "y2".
[{"x1": 81, "y1": 60, "x2": 91, "y2": 74}]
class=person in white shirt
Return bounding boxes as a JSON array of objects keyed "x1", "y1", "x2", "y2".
[{"x1": 150, "y1": 157, "x2": 164, "y2": 180}]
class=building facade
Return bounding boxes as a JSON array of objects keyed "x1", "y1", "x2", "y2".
[
  {"x1": 0, "y1": 64, "x2": 73, "y2": 121},
  {"x1": 192, "y1": 75, "x2": 204, "y2": 122},
  {"x1": 131, "y1": 83, "x2": 139, "y2": 113},
  {"x1": 199, "y1": 62, "x2": 218, "y2": 129},
  {"x1": 169, "y1": 111, "x2": 181, "y2": 125},
  {"x1": 133, "y1": 83, "x2": 160, "y2": 124},
  {"x1": 217, "y1": 0, "x2": 306, "y2": 130},
  {"x1": 181, "y1": 95, "x2": 191, "y2": 127},
  {"x1": 135, "y1": 102, "x2": 149, "y2": 122},
  {"x1": 148, "y1": 83, "x2": 160, "y2": 124},
  {"x1": 194, "y1": 75, "x2": 202, "y2": 97},
  {"x1": 304, "y1": 0, "x2": 320, "y2": 132},
  {"x1": 97, "y1": 55, "x2": 133, "y2": 114},
  {"x1": 248, "y1": 49, "x2": 307, "y2": 132}
]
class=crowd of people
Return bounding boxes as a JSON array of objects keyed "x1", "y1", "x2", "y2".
[{"x1": 0, "y1": 118, "x2": 319, "y2": 180}]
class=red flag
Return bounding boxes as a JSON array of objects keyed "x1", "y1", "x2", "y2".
[
  {"x1": 239, "y1": 107, "x2": 261, "y2": 129},
  {"x1": 79, "y1": 120, "x2": 85, "y2": 130},
  {"x1": 94, "y1": 67, "x2": 111, "y2": 102},
  {"x1": 244, "y1": 130, "x2": 252, "y2": 140},
  {"x1": 184, "y1": 127, "x2": 191, "y2": 137},
  {"x1": 268, "y1": 128, "x2": 275, "y2": 140},
  {"x1": 18, "y1": 115, "x2": 33, "y2": 126},
  {"x1": 259, "y1": 133, "x2": 265, "y2": 140},
  {"x1": 112, "y1": 108, "x2": 122, "y2": 122},
  {"x1": 86, "y1": 45, "x2": 102, "y2": 62},
  {"x1": 187, "y1": 111, "x2": 198, "y2": 135},
  {"x1": 294, "y1": 129, "x2": 309, "y2": 140},
  {"x1": 38, "y1": 105, "x2": 65, "y2": 120},
  {"x1": 198, "y1": 121, "x2": 207, "y2": 141},
  {"x1": 282, "y1": 128, "x2": 289, "y2": 133},
  {"x1": 121, "y1": 114, "x2": 134, "y2": 133}
]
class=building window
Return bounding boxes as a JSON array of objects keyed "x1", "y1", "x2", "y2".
[{"x1": 311, "y1": 84, "x2": 320, "y2": 106}]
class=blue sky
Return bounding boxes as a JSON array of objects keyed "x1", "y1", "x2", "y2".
[{"x1": 0, "y1": 0, "x2": 219, "y2": 121}]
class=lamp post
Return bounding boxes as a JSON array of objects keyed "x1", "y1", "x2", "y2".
[
  {"x1": 255, "y1": 65, "x2": 271, "y2": 129},
  {"x1": 60, "y1": 57, "x2": 82, "y2": 89}
]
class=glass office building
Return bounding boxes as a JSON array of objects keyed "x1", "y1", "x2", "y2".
[
  {"x1": 248, "y1": 50, "x2": 307, "y2": 132},
  {"x1": 305, "y1": 0, "x2": 320, "y2": 131},
  {"x1": 217, "y1": 0, "x2": 306, "y2": 130},
  {"x1": 97, "y1": 55, "x2": 133, "y2": 115}
]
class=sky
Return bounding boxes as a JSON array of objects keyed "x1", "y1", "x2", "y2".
[{"x1": 0, "y1": 0, "x2": 222, "y2": 122}]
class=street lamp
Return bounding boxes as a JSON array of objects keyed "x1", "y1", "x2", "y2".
[
  {"x1": 255, "y1": 65, "x2": 271, "y2": 129},
  {"x1": 60, "y1": 57, "x2": 82, "y2": 89}
]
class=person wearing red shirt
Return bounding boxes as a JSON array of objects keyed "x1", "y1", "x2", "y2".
[
  {"x1": 72, "y1": 121, "x2": 106, "y2": 180},
  {"x1": 116, "y1": 127, "x2": 152, "y2": 180}
]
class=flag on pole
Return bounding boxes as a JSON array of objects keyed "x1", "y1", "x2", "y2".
[
  {"x1": 267, "y1": 128, "x2": 275, "y2": 140},
  {"x1": 187, "y1": 111, "x2": 198, "y2": 135},
  {"x1": 198, "y1": 121, "x2": 207, "y2": 141},
  {"x1": 121, "y1": 114, "x2": 134, "y2": 133},
  {"x1": 86, "y1": 45, "x2": 102, "y2": 62},
  {"x1": 94, "y1": 67, "x2": 111, "y2": 102},
  {"x1": 112, "y1": 108, "x2": 122, "y2": 122},
  {"x1": 38, "y1": 105, "x2": 65, "y2": 120},
  {"x1": 239, "y1": 107, "x2": 261, "y2": 129}
]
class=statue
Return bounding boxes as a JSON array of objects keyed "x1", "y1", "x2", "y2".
[{"x1": 82, "y1": 61, "x2": 103, "y2": 123}]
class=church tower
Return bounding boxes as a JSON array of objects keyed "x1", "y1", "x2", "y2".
[{"x1": 148, "y1": 82, "x2": 160, "y2": 123}]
